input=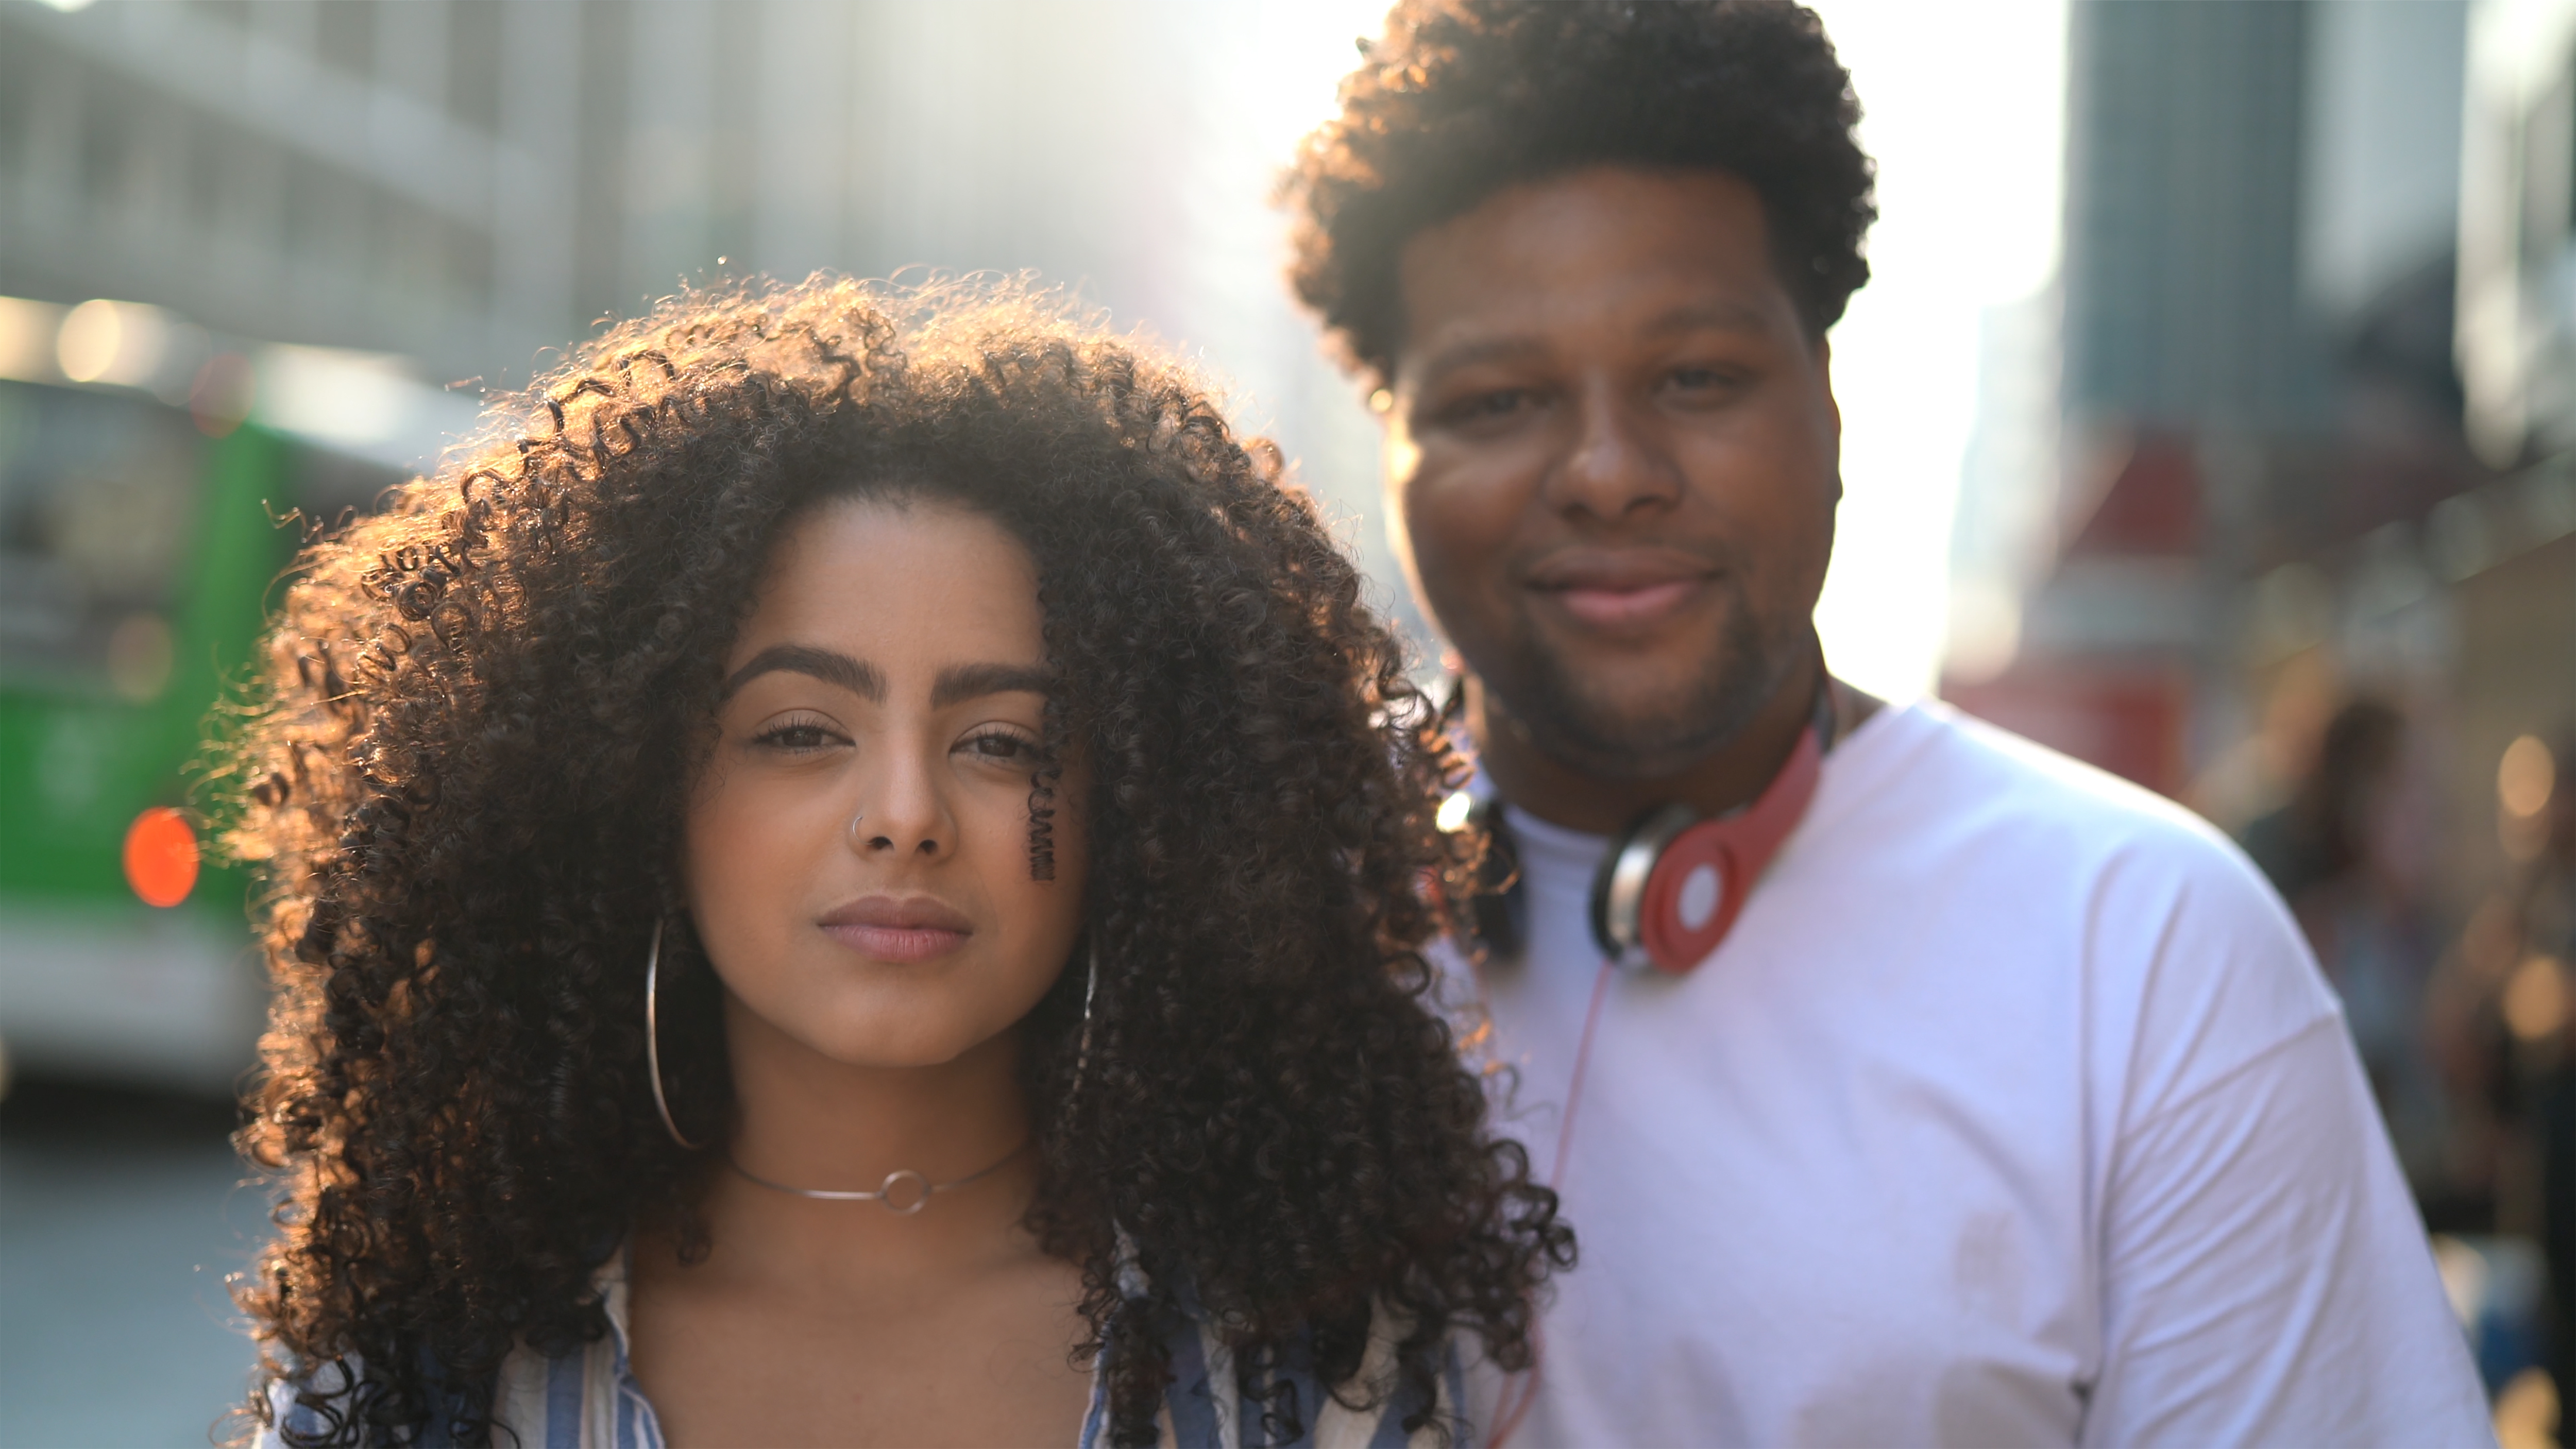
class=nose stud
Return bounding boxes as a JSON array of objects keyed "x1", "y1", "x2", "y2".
[{"x1": 845, "y1": 810, "x2": 936, "y2": 856}]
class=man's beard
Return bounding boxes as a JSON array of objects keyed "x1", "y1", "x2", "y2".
[{"x1": 1482, "y1": 591, "x2": 1805, "y2": 783}]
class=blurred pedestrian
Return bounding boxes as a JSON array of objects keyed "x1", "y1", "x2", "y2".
[
  {"x1": 2515, "y1": 730, "x2": 2575, "y2": 1411},
  {"x1": 2241, "y1": 697, "x2": 2406, "y2": 904},
  {"x1": 1281, "y1": 2, "x2": 2488, "y2": 1443},
  {"x1": 2436, "y1": 726, "x2": 2576, "y2": 1411},
  {"x1": 2240, "y1": 698, "x2": 2453, "y2": 1190},
  {"x1": 223, "y1": 280, "x2": 1568, "y2": 1448}
]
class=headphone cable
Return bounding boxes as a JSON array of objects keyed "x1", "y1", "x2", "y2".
[{"x1": 1487, "y1": 954, "x2": 1617, "y2": 1449}]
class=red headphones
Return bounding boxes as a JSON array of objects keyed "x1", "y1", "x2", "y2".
[{"x1": 1443, "y1": 686, "x2": 1834, "y2": 974}]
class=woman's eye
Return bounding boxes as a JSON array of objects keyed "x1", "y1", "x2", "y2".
[
  {"x1": 750, "y1": 719, "x2": 844, "y2": 752},
  {"x1": 960, "y1": 729, "x2": 1035, "y2": 762}
]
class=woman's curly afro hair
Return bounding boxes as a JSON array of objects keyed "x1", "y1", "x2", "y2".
[
  {"x1": 1282, "y1": 0, "x2": 1877, "y2": 382},
  {"x1": 224, "y1": 277, "x2": 1569, "y2": 1447}
]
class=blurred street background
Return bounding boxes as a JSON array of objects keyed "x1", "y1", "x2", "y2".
[{"x1": 1, "y1": 1, "x2": 2570, "y2": 1445}]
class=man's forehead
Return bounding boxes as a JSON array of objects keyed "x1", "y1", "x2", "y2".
[
  {"x1": 1390, "y1": 166, "x2": 1798, "y2": 372},
  {"x1": 1405, "y1": 298, "x2": 1780, "y2": 378}
]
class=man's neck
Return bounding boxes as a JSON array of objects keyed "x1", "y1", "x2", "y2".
[{"x1": 1470, "y1": 659, "x2": 1881, "y2": 836}]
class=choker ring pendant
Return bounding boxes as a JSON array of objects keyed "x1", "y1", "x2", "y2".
[{"x1": 724, "y1": 1140, "x2": 1026, "y2": 1214}]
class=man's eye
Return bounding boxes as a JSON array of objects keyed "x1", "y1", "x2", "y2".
[
  {"x1": 1667, "y1": 365, "x2": 1747, "y2": 395},
  {"x1": 1434, "y1": 388, "x2": 1536, "y2": 428}
]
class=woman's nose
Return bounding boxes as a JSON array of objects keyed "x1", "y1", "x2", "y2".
[{"x1": 848, "y1": 753, "x2": 950, "y2": 859}]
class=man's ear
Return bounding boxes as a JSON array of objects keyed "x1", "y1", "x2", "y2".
[{"x1": 1813, "y1": 336, "x2": 1843, "y2": 504}]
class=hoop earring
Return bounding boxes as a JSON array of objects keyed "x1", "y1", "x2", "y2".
[
  {"x1": 645, "y1": 919, "x2": 710, "y2": 1151},
  {"x1": 1066, "y1": 939, "x2": 1100, "y2": 1110}
]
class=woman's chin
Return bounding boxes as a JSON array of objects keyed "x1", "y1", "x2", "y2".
[{"x1": 748, "y1": 1004, "x2": 1018, "y2": 1075}]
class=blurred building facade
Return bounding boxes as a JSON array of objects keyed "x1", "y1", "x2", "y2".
[
  {"x1": 1943, "y1": 0, "x2": 2576, "y2": 1400},
  {"x1": 0, "y1": 0, "x2": 1393, "y2": 1090},
  {"x1": 0, "y1": 1, "x2": 1381, "y2": 464},
  {"x1": 1947, "y1": 0, "x2": 2571, "y2": 908}
]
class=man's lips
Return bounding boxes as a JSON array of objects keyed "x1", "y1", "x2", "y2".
[
  {"x1": 1525, "y1": 550, "x2": 1719, "y2": 631},
  {"x1": 819, "y1": 895, "x2": 973, "y2": 963},
  {"x1": 1551, "y1": 577, "x2": 1705, "y2": 628}
]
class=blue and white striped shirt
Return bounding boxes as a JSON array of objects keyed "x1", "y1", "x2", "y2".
[{"x1": 262, "y1": 1252, "x2": 1463, "y2": 1448}]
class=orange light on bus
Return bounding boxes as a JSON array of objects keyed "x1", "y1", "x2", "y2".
[{"x1": 123, "y1": 807, "x2": 198, "y2": 908}]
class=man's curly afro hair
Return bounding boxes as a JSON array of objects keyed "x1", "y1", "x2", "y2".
[
  {"x1": 1283, "y1": 0, "x2": 1877, "y2": 382},
  {"x1": 221, "y1": 277, "x2": 1569, "y2": 1448}
]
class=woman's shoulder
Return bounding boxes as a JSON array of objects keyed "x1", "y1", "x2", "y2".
[
  {"x1": 256, "y1": 1253, "x2": 634, "y2": 1449},
  {"x1": 258, "y1": 1336, "x2": 630, "y2": 1449},
  {"x1": 260, "y1": 1266, "x2": 1469, "y2": 1449},
  {"x1": 1134, "y1": 1304, "x2": 1472, "y2": 1449}
]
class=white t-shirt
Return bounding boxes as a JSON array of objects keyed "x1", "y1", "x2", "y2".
[{"x1": 1449, "y1": 700, "x2": 2490, "y2": 1448}]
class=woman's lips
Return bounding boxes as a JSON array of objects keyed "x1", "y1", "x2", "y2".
[
  {"x1": 818, "y1": 896, "x2": 973, "y2": 963},
  {"x1": 821, "y1": 923, "x2": 969, "y2": 962}
]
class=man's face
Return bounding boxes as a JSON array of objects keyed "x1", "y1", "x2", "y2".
[{"x1": 1384, "y1": 166, "x2": 1843, "y2": 780}]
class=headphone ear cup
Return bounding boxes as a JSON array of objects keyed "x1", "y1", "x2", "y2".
[
  {"x1": 1466, "y1": 796, "x2": 1527, "y2": 960},
  {"x1": 1467, "y1": 871, "x2": 1526, "y2": 960},
  {"x1": 1638, "y1": 823, "x2": 1740, "y2": 972},
  {"x1": 1632, "y1": 723, "x2": 1829, "y2": 973},
  {"x1": 1590, "y1": 802, "x2": 1700, "y2": 965},
  {"x1": 1435, "y1": 792, "x2": 1527, "y2": 962}
]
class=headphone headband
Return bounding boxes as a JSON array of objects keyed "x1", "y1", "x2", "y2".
[{"x1": 1442, "y1": 679, "x2": 1836, "y2": 975}]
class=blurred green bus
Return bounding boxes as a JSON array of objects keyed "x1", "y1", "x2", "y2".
[{"x1": 0, "y1": 362, "x2": 411, "y2": 1095}]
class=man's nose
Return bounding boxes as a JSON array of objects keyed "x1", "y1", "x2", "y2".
[{"x1": 1544, "y1": 381, "x2": 1684, "y2": 522}]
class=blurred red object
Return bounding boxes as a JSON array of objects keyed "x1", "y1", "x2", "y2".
[
  {"x1": 122, "y1": 807, "x2": 199, "y2": 909},
  {"x1": 189, "y1": 352, "x2": 253, "y2": 438},
  {"x1": 1946, "y1": 666, "x2": 2193, "y2": 798}
]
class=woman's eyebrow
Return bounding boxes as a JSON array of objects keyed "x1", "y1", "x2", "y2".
[
  {"x1": 720, "y1": 644, "x2": 883, "y2": 702},
  {"x1": 931, "y1": 662, "x2": 1052, "y2": 708}
]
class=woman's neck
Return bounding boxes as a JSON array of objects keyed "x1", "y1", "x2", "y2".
[
  {"x1": 624, "y1": 1002, "x2": 1093, "y2": 1449},
  {"x1": 690, "y1": 1000, "x2": 1042, "y2": 1288}
]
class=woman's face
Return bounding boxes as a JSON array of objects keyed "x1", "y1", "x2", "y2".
[{"x1": 684, "y1": 496, "x2": 1086, "y2": 1071}]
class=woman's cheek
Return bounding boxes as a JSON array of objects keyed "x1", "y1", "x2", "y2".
[
  {"x1": 995, "y1": 776, "x2": 1088, "y2": 980},
  {"x1": 684, "y1": 771, "x2": 805, "y2": 978}
]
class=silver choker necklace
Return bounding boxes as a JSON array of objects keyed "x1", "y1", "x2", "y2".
[{"x1": 724, "y1": 1139, "x2": 1029, "y2": 1215}]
